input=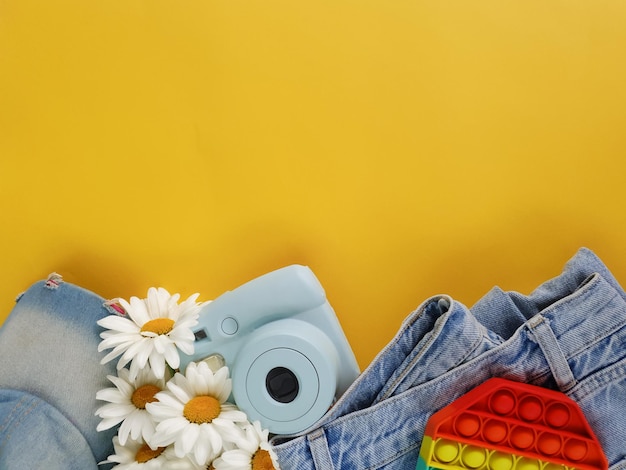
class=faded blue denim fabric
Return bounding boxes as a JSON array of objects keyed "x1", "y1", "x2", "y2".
[
  {"x1": 271, "y1": 248, "x2": 626, "y2": 470},
  {"x1": 0, "y1": 278, "x2": 117, "y2": 469}
]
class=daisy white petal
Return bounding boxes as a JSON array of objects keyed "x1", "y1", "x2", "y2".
[
  {"x1": 97, "y1": 315, "x2": 140, "y2": 333},
  {"x1": 148, "y1": 363, "x2": 245, "y2": 465},
  {"x1": 96, "y1": 403, "x2": 136, "y2": 420},
  {"x1": 97, "y1": 417, "x2": 125, "y2": 432},
  {"x1": 165, "y1": 382, "x2": 192, "y2": 404},
  {"x1": 163, "y1": 343, "x2": 181, "y2": 369},
  {"x1": 151, "y1": 392, "x2": 186, "y2": 411},
  {"x1": 180, "y1": 424, "x2": 200, "y2": 455},
  {"x1": 126, "y1": 296, "x2": 151, "y2": 326},
  {"x1": 148, "y1": 351, "x2": 167, "y2": 379},
  {"x1": 95, "y1": 366, "x2": 168, "y2": 446},
  {"x1": 212, "y1": 421, "x2": 281, "y2": 470},
  {"x1": 101, "y1": 436, "x2": 196, "y2": 470},
  {"x1": 96, "y1": 388, "x2": 128, "y2": 405},
  {"x1": 98, "y1": 288, "x2": 203, "y2": 379}
]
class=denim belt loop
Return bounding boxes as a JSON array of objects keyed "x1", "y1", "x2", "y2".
[
  {"x1": 527, "y1": 314, "x2": 577, "y2": 392},
  {"x1": 307, "y1": 428, "x2": 335, "y2": 470}
]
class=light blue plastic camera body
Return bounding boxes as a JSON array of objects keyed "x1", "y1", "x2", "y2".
[{"x1": 179, "y1": 265, "x2": 360, "y2": 435}]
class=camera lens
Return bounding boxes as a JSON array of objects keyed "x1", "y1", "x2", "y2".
[{"x1": 266, "y1": 367, "x2": 299, "y2": 403}]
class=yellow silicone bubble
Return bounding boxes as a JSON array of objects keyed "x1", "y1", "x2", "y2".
[
  {"x1": 516, "y1": 457, "x2": 541, "y2": 470},
  {"x1": 433, "y1": 439, "x2": 460, "y2": 464},
  {"x1": 544, "y1": 464, "x2": 568, "y2": 470},
  {"x1": 488, "y1": 451, "x2": 514, "y2": 470},
  {"x1": 461, "y1": 446, "x2": 487, "y2": 469}
]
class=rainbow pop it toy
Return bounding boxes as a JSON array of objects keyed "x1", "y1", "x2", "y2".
[{"x1": 416, "y1": 378, "x2": 607, "y2": 470}]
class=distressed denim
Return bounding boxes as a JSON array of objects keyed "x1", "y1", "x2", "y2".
[
  {"x1": 271, "y1": 248, "x2": 626, "y2": 470},
  {"x1": 0, "y1": 278, "x2": 117, "y2": 469}
]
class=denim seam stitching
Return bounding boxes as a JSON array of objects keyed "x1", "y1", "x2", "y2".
[
  {"x1": 0, "y1": 395, "x2": 39, "y2": 453},
  {"x1": 378, "y1": 302, "x2": 483, "y2": 403},
  {"x1": 358, "y1": 301, "x2": 434, "y2": 406},
  {"x1": 528, "y1": 317, "x2": 577, "y2": 392},
  {"x1": 0, "y1": 395, "x2": 29, "y2": 436},
  {"x1": 307, "y1": 429, "x2": 334, "y2": 470},
  {"x1": 569, "y1": 355, "x2": 626, "y2": 401},
  {"x1": 562, "y1": 296, "x2": 625, "y2": 360},
  {"x1": 383, "y1": 321, "x2": 490, "y2": 398},
  {"x1": 542, "y1": 272, "x2": 602, "y2": 313},
  {"x1": 376, "y1": 322, "x2": 443, "y2": 403},
  {"x1": 363, "y1": 440, "x2": 422, "y2": 470},
  {"x1": 543, "y1": 278, "x2": 622, "y2": 354}
]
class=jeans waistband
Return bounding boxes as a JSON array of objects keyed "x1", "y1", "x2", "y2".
[{"x1": 271, "y1": 248, "x2": 626, "y2": 469}]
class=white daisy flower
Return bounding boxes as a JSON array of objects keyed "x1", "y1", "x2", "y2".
[
  {"x1": 97, "y1": 287, "x2": 205, "y2": 379},
  {"x1": 102, "y1": 436, "x2": 197, "y2": 470},
  {"x1": 146, "y1": 362, "x2": 248, "y2": 466},
  {"x1": 212, "y1": 421, "x2": 280, "y2": 470},
  {"x1": 95, "y1": 366, "x2": 170, "y2": 445}
]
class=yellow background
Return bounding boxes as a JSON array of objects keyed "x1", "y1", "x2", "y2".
[{"x1": 1, "y1": 0, "x2": 626, "y2": 369}]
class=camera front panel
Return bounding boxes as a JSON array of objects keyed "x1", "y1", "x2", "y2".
[{"x1": 231, "y1": 319, "x2": 339, "y2": 434}]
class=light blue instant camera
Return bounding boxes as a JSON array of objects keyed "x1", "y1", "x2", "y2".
[{"x1": 180, "y1": 265, "x2": 360, "y2": 435}]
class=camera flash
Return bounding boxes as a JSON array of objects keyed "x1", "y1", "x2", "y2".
[{"x1": 200, "y1": 354, "x2": 226, "y2": 373}]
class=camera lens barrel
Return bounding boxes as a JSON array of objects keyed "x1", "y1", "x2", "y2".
[{"x1": 232, "y1": 319, "x2": 339, "y2": 434}]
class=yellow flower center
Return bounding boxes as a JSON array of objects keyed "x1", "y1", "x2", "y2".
[
  {"x1": 183, "y1": 396, "x2": 221, "y2": 424},
  {"x1": 131, "y1": 384, "x2": 161, "y2": 409},
  {"x1": 135, "y1": 444, "x2": 166, "y2": 463},
  {"x1": 140, "y1": 318, "x2": 175, "y2": 335},
  {"x1": 251, "y1": 449, "x2": 275, "y2": 470}
]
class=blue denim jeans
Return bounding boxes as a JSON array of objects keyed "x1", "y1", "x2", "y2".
[
  {"x1": 0, "y1": 278, "x2": 118, "y2": 469},
  {"x1": 270, "y1": 248, "x2": 626, "y2": 469},
  {"x1": 1, "y1": 248, "x2": 625, "y2": 469}
]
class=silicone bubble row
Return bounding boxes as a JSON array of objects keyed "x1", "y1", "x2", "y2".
[
  {"x1": 486, "y1": 389, "x2": 572, "y2": 428},
  {"x1": 431, "y1": 439, "x2": 575, "y2": 470},
  {"x1": 453, "y1": 412, "x2": 591, "y2": 462}
]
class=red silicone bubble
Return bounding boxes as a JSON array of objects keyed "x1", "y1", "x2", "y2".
[
  {"x1": 490, "y1": 388, "x2": 516, "y2": 415},
  {"x1": 510, "y1": 425, "x2": 535, "y2": 450},
  {"x1": 483, "y1": 419, "x2": 508, "y2": 444},
  {"x1": 455, "y1": 412, "x2": 481, "y2": 437},
  {"x1": 545, "y1": 402, "x2": 571, "y2": 428},
  {"x1": 537, "y1": 432, "x2": 562, "y2": 456},
  {"x1": 518, "y1": 395, "x2": 543, "y2": 422},
  {"x1": 564, "y1": 438, "x2": 589, "y2": 461}
]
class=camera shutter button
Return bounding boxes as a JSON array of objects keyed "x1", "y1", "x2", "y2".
[{"x1": 221, "y1": 317, "x2": 239, "y2": 335}]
